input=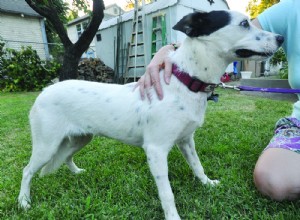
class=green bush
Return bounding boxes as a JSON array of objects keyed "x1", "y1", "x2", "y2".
[
  {"x1": 270, "y1": 48, "x2": 288, "y2": 79},
  {"x1": 279, "y1": 63, "x2": 288, "y2": 79},
  {"x1": 0, "y1": 42, "x2": 61, "y2": 92}
]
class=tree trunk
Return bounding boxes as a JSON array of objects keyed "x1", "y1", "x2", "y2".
[
  {"x1": 59, "y1": 47, "x2": 81, "y2": 80},
  {"x1": 25, "y1": 0, "x2": 105, "y2": 81}
]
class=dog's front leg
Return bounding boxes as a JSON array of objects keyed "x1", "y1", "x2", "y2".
[
  {"x1": 144, "y1": 145, "x2": 181, "y2": 220},
  {"x1": 177, "y1": 135, "x2": 219, "y2": 185}
]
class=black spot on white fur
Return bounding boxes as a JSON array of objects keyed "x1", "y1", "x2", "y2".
[
  {"x1": 173, "y1": 11, "x2": 231, "y2": 37},
  {"x1": 78, "y1": 88, "x2": 88, "y2": 94}
]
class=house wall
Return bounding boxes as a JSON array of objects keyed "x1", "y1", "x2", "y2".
[
  {"x1": 0, "y1": 12, "x2": 48, "y2": 60},
  {"x1": 179, "y1": 0, "x2": 228, "y2": 11},
  {"x1": 67, "y1": 24, "x2": 79, "y2": 44},
  {"x1": 96, "y1": 6, "x2": 176, "y2": 70},
  {"x1": 105, "y1": 4, "x2": 123, "y2": 17},
  {"x1": 96, "y1": 18, "x2": 132, "y2": 69}
]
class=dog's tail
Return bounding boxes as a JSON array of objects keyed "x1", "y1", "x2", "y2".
[{"x1": 39, "y1": 143, "x2": 70, "y2": 177}]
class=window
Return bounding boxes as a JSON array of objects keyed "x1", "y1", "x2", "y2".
[
  {"x1": 76, "y1": 24, "x2": 82, "y2": 37},
  {"x1": 76, "y1": 21, "x2": 89, "y2": 38},
  {"x1": 82, "y1": 21, "x2": 88, "y2": 30},
  {"x1": 96, "y1": 33, "x2": 102, "y2": 42},
  {"x1": 114, "y1": 7, "x2": 118, "y2": 15}
]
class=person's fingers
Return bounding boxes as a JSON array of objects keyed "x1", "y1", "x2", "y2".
[
  {"x1": 137, "y1": 44, "x2": 176, "y2": 101},
  {"x1": 163, "y1": 58, "x2": 173, "y2": 84},
  {"x1": 144, "y1": 72, "x2": 153, "y2": 101},
  {"x1": 137, "y1": 76, "x2": 145, "y2": 100},
  {"x1": 150, "y1": 66, "x2": 163, "y2": 100}
]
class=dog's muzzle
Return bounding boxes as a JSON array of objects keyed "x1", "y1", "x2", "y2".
[
  {"x1": 235, "y1": 49, "x2": 268, "y2": 58},
  {"x1": 235, "y1": 34, "x2": 284, "y2": 58}
]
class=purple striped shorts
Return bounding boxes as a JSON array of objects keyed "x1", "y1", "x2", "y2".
[{"x1": 264, "y1": 117, "x2": 300, "y2": 153}]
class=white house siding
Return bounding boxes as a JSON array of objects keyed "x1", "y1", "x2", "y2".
[
  {"x1": 179, "y1": 0, "x2": 228, "y2": 12},
  {"x1": 0, "y1": 12, "x2": 48, "y2": 60},
  {"x1": 66, "y1": 25, "x2": 78, "y2": 44},
  {"x1": 96, "y1": 19, "x2": 132, "y2": 69}
]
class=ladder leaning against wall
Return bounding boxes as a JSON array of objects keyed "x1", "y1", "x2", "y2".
[{"x1": 124, "y1": 0, "x2": 147, "y2": 83}]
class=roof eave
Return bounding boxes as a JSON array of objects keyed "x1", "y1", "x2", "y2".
[{"x1": 0, "y1": 9, "x2": 42, "y2": 18}]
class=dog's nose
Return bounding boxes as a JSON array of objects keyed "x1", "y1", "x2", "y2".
[{"x1": 276, "y1": 35, "x2": 284, "y2": 46}]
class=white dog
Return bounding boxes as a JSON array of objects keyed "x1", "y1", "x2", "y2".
[{"x1": 18, "y1": 10, "x2": 283, "y2": 219}]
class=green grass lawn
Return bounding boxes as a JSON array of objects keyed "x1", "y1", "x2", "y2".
[{"x1": 1, "y1": 89, "x2": 300, "y2": 219}]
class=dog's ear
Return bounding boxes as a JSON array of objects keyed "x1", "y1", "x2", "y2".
[{"x1": 173, "y1": 11, "x2": 231, "y2": 37}]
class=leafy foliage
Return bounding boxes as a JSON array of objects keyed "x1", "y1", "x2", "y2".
[
  {"x1": 125, "y1": 0, "x2": 153, "y2": 10},
  {"x1": 278, "y1": 63, "x2": 288, "y2": 79},
  {"x1": 0, "y1": 42, "x2": 60, "y2": 92},
  {"x1": 246, "y1": 0, "x2": 280, "y2": 19},
  {"x1": 269, "y1": 48, "x2": 288, "y2": 79},
  {"x1": 269, "y1": 48, "x2": 286, "y2": 66}
]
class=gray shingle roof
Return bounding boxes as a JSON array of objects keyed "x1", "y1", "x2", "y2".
[{"x1": 0, "y1": 0, "x2": 41, "y2": 17}]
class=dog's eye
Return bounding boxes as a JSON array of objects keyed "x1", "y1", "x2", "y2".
[{"x1": 240, "y1": 20, "x2": 250, "y2": 29}]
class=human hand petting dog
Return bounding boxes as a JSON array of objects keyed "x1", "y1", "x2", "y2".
[{"x1": 136, "y1": 44, "x2": 175, "y2": 100}]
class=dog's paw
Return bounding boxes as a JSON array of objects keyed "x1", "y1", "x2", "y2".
[
  {"x1": 207, "y1": 179, "x2": 220, "y2": 186},
  {"x1": 201, "y1": 176, "x2": 220, "y2": 186},
  {"x1": 18, "y1": 197, "x2": 31, "y2": 210},
  {"x1": 73, "y1": 168, "x2": 86, "y2": 174}
]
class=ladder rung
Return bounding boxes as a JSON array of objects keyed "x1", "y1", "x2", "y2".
[
  {"x1": 132, "y1": 31, "x2": 143, "y2": 35},
  {"x1": 131, "y1": 42, "x2": 144, "y2": 46},
  {"x1": 152, "y1": 14, "x2": 164, "y2": 18},
  {"x1": 152, "y1": 27, "x2": 161, "y2": 32},
  {"x1": 128, "y1": 65, "x2": 145, "y2": 68},
  {"x1": 129, "y1": 54, "x2": 144, "y2": 57}
]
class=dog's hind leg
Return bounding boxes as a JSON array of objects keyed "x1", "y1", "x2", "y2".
[
  {"x1": 40, "y1": 135, "x2": 92, "y2": 176},
  {"x1": 65, "y1": 135, "x2": 93, "y2": 174},
  {"x1": 18, "y1": 137, "x2": 63, "y2": 209},
  {"x1": 177, "y1": 135, "x2": 219, "y2": 186},
  {"x1": 144, "y1": 144, "x2": 181, "y2": 220}
]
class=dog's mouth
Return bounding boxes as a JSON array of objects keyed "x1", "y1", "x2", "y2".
[{"x1": 235, "y1": 49, "x2": 270, "y2": 58}]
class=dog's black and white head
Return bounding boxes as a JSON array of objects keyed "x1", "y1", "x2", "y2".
[{"x1": 173, "y1": 10, "x2": 283, "y2": 61}]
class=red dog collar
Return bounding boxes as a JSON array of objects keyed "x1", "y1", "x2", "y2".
[{"x1": 172, "y1": 64, "x2": 216, "y2": 93}]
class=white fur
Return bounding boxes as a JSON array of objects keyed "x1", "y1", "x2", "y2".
[{"x1": 18, "y1": 11, "x2": 281, "y2": 219}]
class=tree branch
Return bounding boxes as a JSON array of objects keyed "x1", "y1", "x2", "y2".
[
  {"x1": 25, "y1": 0, "x2": 73, "y2": 48},
  {"x1": 74, "y1": 0, "x2": 105, "y2": 56}
]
